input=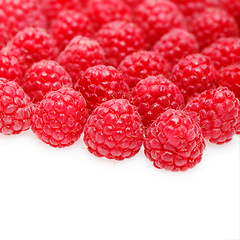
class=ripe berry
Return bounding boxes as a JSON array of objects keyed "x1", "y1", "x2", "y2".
[
  {"x1": 58, "y1": 36, "x2": 105, "y2": 86},
  {"x1": 84, "y1": 99, "x2": 143, "y2": 160},
  {"x1": 118, "y1": 51, "x2": 169, "y2": 89},
  {"x1": 134, "y1": 0, "x2": 187, "y2": 48},
  {"x1": 153, "y1": 28, "x2": 199, "y2": 70},
  {"x1": 22, "y1": 60, "x2": 73, "y2": 103},
  {"x1": 188, "y1": 8, "x2": 239, "y2": 50},
  {"x1": 144, "y1": 109, "x2": 206, "y2": 172},
  {"x1": 49, "y1": 9, "x2": 94, "y2": 52},
  {"x1": 85, "y1": 0, "x2": 132, "y2": 31},
  {"x1": 32, "y1": 88, "x2": 88, "y2": 148},
  {"x1": 170, "y1": 54, "x2": 218, "y2": 103},
  {"x1": 222, "y1": 0, "x2": 240, "y2": 28},
  {"x1": 185, "y1": 87, "x2": 239, "y2": 144},
  {"x1": 75, "y1": 65, "x2": 130, "y2": 113},
  {"x1": 5, "y1": 27, "x2": 58, "y2": 75},
  {"x1": 131, "y1": 75, "x2": 185, "y2": 128},
  {"x1": 0, "y1": 8, "x2": 9, "y2": 48},
  {"x1": 0, "y1": 77, "x2": 33, "y2": 135},
  {"x1": 0, "y1": 49, "x2": 22, "y2": 85},
  {"x1": 201, "y1": 37, "x2": 240, "y2": 70},
  {"x1": 96, "y1": 20, "x2": 145, "y2": 68}
]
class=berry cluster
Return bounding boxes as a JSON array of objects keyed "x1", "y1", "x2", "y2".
[{"x1": 1, "y1": 0, "x2": 240, "y2": 172}]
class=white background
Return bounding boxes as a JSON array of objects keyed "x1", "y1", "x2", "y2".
[{"x1": 0, "y1": 130, "x2": 239, "y2": 240}]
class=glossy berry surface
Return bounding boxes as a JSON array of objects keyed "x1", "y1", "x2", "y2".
[
  {"x1": 201, "y1": 37, "x2": 240, "y2": 70},
  {"x1": 0, "y1": 77, "x2": 33, "y2": 135},
  {"x1": 131, "y1": 75, "x2": 185, "y2": 128},
  {"x1": 222, "y1": 0, "x2": 240, "y2": 27},
  {"x1": 170, "y1": 54, "x2": 218, "y2": 103},
  {"x1": 96, "y1": 20, "x2": 145, "y2": 68},
  {"x1": 0, "y1": 49, "x2": 22, "y2": 85},
  {"x1": 153, "y1": 28, "x2": 199, "y2": 70},
  {"x1": 84, "y1": 99, "x2": 143, "y2": 160},
  {"x1": 134, "y1": 0, "x2": 186, "y2": 48},
  {"x1": 58, "y1": 35, "x2": 105, "y2": 86},
  {"x1": 188, "y1": 8, "x2": 239, "y2": 50},
  {"x1": 22, "y1": 60, "x2": 73, "y2": 103},
  {"x1": 32, "y1": 88, "x2": 88, "y2": 148},
  {"x1": 49, "y1": 9, "x2": 94, "y2": 52},
  {"x1": 5, "y1": 27, "x2": 58, "y2": 76},
  {"x1": 185, "y1": 87, "x2": 239, "y2": 144},
  {"x1": 85, "y1": 0, "x2": 132, "y2": 31},
  {"x1": 118, "y1": 51, "x2": 169, "y2": 89},
  {"x1": 144, "y1": 109, "x2": 206, "y2": 172},
  {"x1": 75, "y1": 65, "x2": 129, "y2": 113}
]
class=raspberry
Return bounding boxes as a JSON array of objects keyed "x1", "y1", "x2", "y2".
[
  {"x1": 188, "y1": 8, "x2": 239, "y2": 50},
  {"x1": 218, "y1": 63, "x2": 240, "y2": 100},
  {"x1": 0, "y1": 49, "x2": 22, "y2": 85},
  {"x1": 0, "y1": 77, "x2": 33, "y2": 135},
  {"x1": 118, "y1": 51, "x2": 169, "y2": 89},
  {"x1": 222, "y1": 0, "x2": 240, "y2": 28},
  {"x1": 57, "y1": 35, "x2": 105, "y2": 86},
  {"x1": 22, "y1": 60, "x2": 73, "y2": 103},
  {"x1": 85, "y1": 0, "x2": 132, "y2": 32},
  {"x1": 5, "y1": 27, "x2": 58, "y2": 76},
  {"x1": 134, "y1": 0, "x2": 187, "y2": 48},
  {"x1": 41, "y1": 0, "x2": 81, "y2": 25},
  {"x1": 95, "y1": 20, "x2": 145, "y2": 68},
  {"x1": 75, "y1": 65, "x2": 130, "y2": 112},
  {"x1": 31, "y1": 88, "x2": 88, "y2": 148},
  {"x1": 170, "y1": 54, "x2": 218, "y2": 103},
  {"x1": 185, "y1": 87, "x2": 239, "y2": 144},
  {"x1": 153, "y1": 28, "x2": 199, "y2": 70},
  {"x1": 0, "y1": 8, "x2": 8, "y2": 48},
  {"x1": 201, "y1": 37, "x2": 240, "y2": 70},
  {"x1": 49, "y1": 9, "x2": 94, "y2": 52},
  {"x1": 130, "y1": 75, "x2": 185, "y2": 128},
  {"x1": 144, "y1": 109, "x2": 206, "y2": 172},
  {"x1": 83, "y1": 99, "x2": 143, "y2": 160}
]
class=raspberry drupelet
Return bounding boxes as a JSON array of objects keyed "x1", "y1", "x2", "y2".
[
  {"x1": 84, "y1": 99, "x2": 144, "y2": 160},
  {"x1": 31, "y1": 88, "x2": 88, "y2": 148},
  {"x1": 144, "y1": 109, "x2": 206, "y2": 172},
  {"x1": 130, "y1": 75, "x2": 185, "y2": 128},
  {"x1": 22, "y1": 60, "x2": 73, "y2": 104},
  {"x1": 185, "y1": 87, "x2": 239, "y2": 144},
  {"x1": 75, "y1": 65, "x2": 130, "y2": 113},
  {"x1": 0, "y1": 77, "x2": 33, "y2": 135}
]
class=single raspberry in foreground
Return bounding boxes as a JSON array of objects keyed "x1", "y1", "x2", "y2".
[
  {"x1": 84, "y1": 99, "x2": 144, "y2": 160},
  {"x1": 185, "y1": 87, "x2": 239, "y2": 144},
  {"x1": 0, "y1": 77, "x2": 33, "y2": 135},
  {"x1": 31, "y1": 88, "x2": 88, "y2": 148},
  {"x1": 144, "y1": 109, "x2": 206, "y2": 172}
]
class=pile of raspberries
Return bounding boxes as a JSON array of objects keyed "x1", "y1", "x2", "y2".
[{"x1": 1, "y1": 0, "x2": 240, "y2": 172}]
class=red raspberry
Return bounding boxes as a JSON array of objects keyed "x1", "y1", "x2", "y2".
[
  {"x1": 31, "y1": 88, "x2": 88, "y2": 148},
  {"x1": 75, "y1": 65, "x2": 130, "y2": 112},
  {"x1": 222, "y1": 0, "x2": 240, "y2": 28},
  {"x1": 58, "y1": 36, "x2": 105, "y2": 86},
  {"x1": 0, "y1": 8, "x2": 8, "y2": 48},
  {"x1": 153, "y1": 28, "x2": 199, "y2": 70},
  {"x1": 85, "y1": 0, "x2": 132, "y2": 32},
  {"x1": 144, "y1": 109, "x2": 206, "y2": 172},
  {"x1": 118, "y1": 51, "x2": 170, "y2": 89},
  {"x1": 0, "y1": 49, "x2": 22, "y2": 85},
  {"x1": 201, "y1": 37, "x2": 240, "y2": 70},
  {"x1": 95, "y1": 20, "x2": 145, "y2": 68},
  {"x1": 83, "y1": 98, "x2": 143, "y2": 160},
  {"x1": 134, "y1": 0, "x2": 187, "y2": 48},
  {"x1": 41, "y1": 0, "x2": 81, "y2": 25},
  {"x1": 188, "y1": 8, "x2": 239, "y2": 50},
  {"x1": 22, "y1": 60, "x2": 73, "y2": 103},
  {"x1": 130, "y1": 75, "x2": 185, "y2": 128},
  {"x1": 218, "y1": 63, "x2": 240, "y2": 100},
  {"x1": 185, "y1": 87, "x2": 239, "y2": 144},
  {"x1": 5, "y1": 27, "x2": 58, "y2": 76},
  {"x1": 49, "y1": 9, "x2": 94, "y2": 52},
  {"x1": 0, "y1": 77, "x2": 33, "y2": 135},
  {"x1": 170, "y1": 54, "x2": 218, "y2": 103}
]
